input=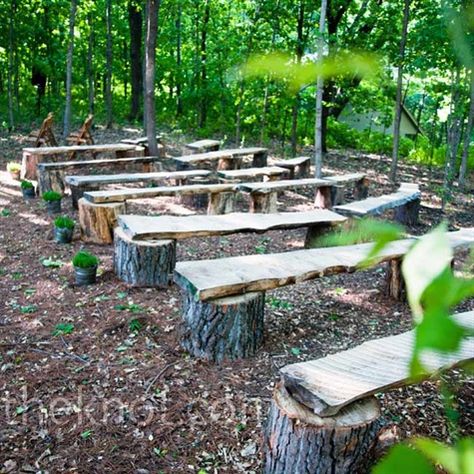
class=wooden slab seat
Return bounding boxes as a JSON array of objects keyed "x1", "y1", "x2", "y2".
[
  {"x1": 174, "y1": 147, "x2": 268, "y2": 170},
  {"x1": 273, "y1": 156, "x2": 311, "y2": 179},
  {"x1": 120, "y1": 136, "x2": 165, "y2": 157},
  {"x1": 21, "y1": 143, "x2": 145, "y2": 180},
  {"x1": 27, "y1": 112, "x2": 57, "y2": 147},
  {"x1": 173, "y1": 228, "x2": 474, "y2": 362},
  {"x1": 185, "y1": 139, "x2": 220, "y2": 153},
  {"x1": 114, "y1": 210, "x2": 347, "y2": 287},
  {"x1": 264, "y1": 311, "x2": 474, "y2": 473},
  {"x1": 65, "y1": 169, "x2": 212, "y2": 210},
  {"x1": 217, "y1": 166, "x2": 289, "y2": 182},
  {"x1": 334, "y1": 183, "x2": 421, "y2": 225},
  {"x1": 36, "y1": 155, "x2": 164, "y2": 197}
]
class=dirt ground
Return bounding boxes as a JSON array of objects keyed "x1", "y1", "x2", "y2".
[{"x1": 0, "y1": 127, "x2": 473, "y2": 473}]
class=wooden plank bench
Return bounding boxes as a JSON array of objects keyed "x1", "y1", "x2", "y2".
[
  {"x1": 334, "y1": 183, "x2": 421, "y2": 225},
  {"x1": 120, "y1": 136, "x2": 165, "y2": 157},
  {"x1": 174, "y1": 147, "x2": 268, "y2": 170},
  {"x1": 66, "y1": 169, "x2": 211, "y2": 209},
  {"x1": 36, "y1": 155, "x2": 163, "y2": 197},
  {"x1": 217, "y1": 166, "x2": 289, "y2": 182},
  {"x1": 185, "y1": 139, "x2": 220, "y2": 153},
  {"x1": 273, "y1": 156, "x2": 311, "y2": 179},
  {"x1": 21, "y1": 143, "x2": 145, "y2": 180},
  {"x1": 173, "y1": 228, "x2": 474, "y2": 361},
  {"x1": 265, "y1": 310, "x2": 473, "y2": 473},
  {"x1": 114, "y1": 210, "x2": 347, "y2": 287}
]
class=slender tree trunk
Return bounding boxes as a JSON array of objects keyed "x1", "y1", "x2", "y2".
[
  {"x1": 176, "y1": 2, "x2": 183, "y2": 116},
  {"x1": 128, "y1": 1, "x2": 143, "y2": 121},
  {"x1": 314, "y1": 0, "x2": 328, "y2": 178},
  {"x1": 87, "y1": 13, "x2": 95, "y2": 115},
  {"x1": 235, "y1": 80, "x2": 245, "y2": 145},
  {"x1": 105, "y1": 0, "x2": 113, "y2": 128},
  {"x1": 63, "y1": 0, "x2": 78, "y2": 138},
  {"x1": 459, "y1": 68, "x2": 474, "y2": 188},
  {"x1": 144, "y1": 0, "x2": 161, "y2": 156},
  {"x1": 390, "y1": 0, "x2": 411, "y2": 182},
  {"x1": 7, "y1": 0, "x2": 16, "y2": 132},
  {"x1": 198, "y1": 0, "x2": 211, "y2": 129}
]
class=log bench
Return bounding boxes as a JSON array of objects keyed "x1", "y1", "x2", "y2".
[
  {"x1": 273, "y1": 156, "x2": 311, "y2": 179},
  {"x1": 114, "y1": 210, "x2": 347, "y2": 287},
  {"x1": 174, "y1": 147, "x2": 268, "y2": 171},
  {"x1": 264, "y1": 310, "x2": 474, "y2": 473},
  {"x1": 217, "y1": 166, "x2": 289, "y2": 182},
  {"x1": 334, "y1": 183, "x2": 421, "y2": 225},
  {"x1": 185, "y1": 139, "x2": 220, "y2": 153},
  {"x1": 36, "y1": 155, "x2": 164, "y2": 197},
  {"x1": 173, "y1": 228, "x2": 474, "y2": 361},
  {"x1": 21, "y1": 143, "x2": 145, "y2": 180},
  {"x1": 65, "y1": 169, "x2": 212, "y2": 209}
]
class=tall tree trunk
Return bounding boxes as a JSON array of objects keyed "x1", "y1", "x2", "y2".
[
  {"x1": 176, "y1": 2, "x2": 183, "y2": 116},
  {"x1": 128, "y1": 1, "x2": 143, "y2": 121},
  {"x1": 105, "y1": 0, "x2": 113, "y2": 128},
  {"x1": 87, "y1": 13, "x2": 95, "y2": 115},
  {"x1": 144, "y1": 0, "x2": 161, "y2": 156},
  {"x1": 7, "y1": 0, "x2": 16, "y2": 132},
  {"x1": 314, "y1": 0, "x2": 328, "y2": 178},
  {"x1": 198, "y1": 0, "x2": 211, "y2": 129},
  {"x1": 235, "y1": 80, "x2": 245, "y2": 145},
  {"x1": 63, "y1": 0, "x2": 78, "y2": 138},
  {"x1": 390, "y1": 0, "x2": 411, "y2": 182},
  {"x1": 459, "y1": 68, "x2": 474, "y2": 188}
]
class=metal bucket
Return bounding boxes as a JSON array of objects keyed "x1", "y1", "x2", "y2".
[
  {"x1": 46, "y1": 199, "x2": 62, "y2": 215},
  {"x1": 22, "y1": 187, "x2": 36, "y2": 199},
  {"x1": 74, "y1": 265, "x2": 97, "y2": 286},
  {"x1": 54, "y1": 226, "x2": 74, "y2": 244}
]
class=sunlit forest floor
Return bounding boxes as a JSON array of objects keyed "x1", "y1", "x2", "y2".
[{"x1": 0, "y1": 127, "x2": 473, "y2": 473}]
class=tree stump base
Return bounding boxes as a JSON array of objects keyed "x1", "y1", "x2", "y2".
[
  {"x1": 304, "y1": 223, "x2": 335, "y2": 248},
  {"x1": 394, "y1": 198, "x2": 420, "y2": 226},
  {"x1": 21, "y1": 151, "x2": 41, "y2": 180},
  {"x1": 264, "y1": 383, "x2": 383, "y2": 474},
  {"x1": 78, "y1": 198, "x2": 126, "y2": 244},
  {"x1": 114, "y1": 227, "x2": 176, "y2": 287},
  {"x1": 180, "y1": 177, "x2": 212, "y2": 209},
  {"x1": 253, "y1": 150, "x2": 268, "y2": 167},
  {"x1": 71, "y1": 185, "x2": 99, "y2": 210},
  {"x1": 208, "y1": 192, "x2": 235, "y2": 214},
  {"x1": 314, "y1": 185, "x2": 333, "y2": 209},
  {"x1": 37, "y1": 168, "x2": 65, "y2": 195},
  {"x1": 250, "y1": 191, "x2": 277, "y2": 213},
  {"x1": 385, "y1": 257, "x2": 405, "y2": 300},
  {"x1": 180, "y1": 291, "x2": 265, "y2": 362},
  {"x1": 354, "y1": 177, "x2": 370, "y2": 200}
]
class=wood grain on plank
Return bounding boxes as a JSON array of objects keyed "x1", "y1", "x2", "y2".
[
  {"x1": 23, "y1": 143, "x2": 141, "y2": 155},
  {"x1": 37, "y1": 156, "x2": 161, "y2": 171},
  {"x1": 217, "y1": 166, "x2": 288, "y2": 180},
  {"x1": 324, "y1": 172, "x2": 366, "y2": 184},
  {"x1": 237, "y1": 177, "x2": 332, "y2": 193},
  {"x1": 174, "y1": 147, "x2": 267, "y2": 164}
]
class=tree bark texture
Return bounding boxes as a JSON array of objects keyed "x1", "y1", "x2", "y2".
[
  {"x1": 459, "y1": 68, "x2": 474, "y2": 188},
  {"x1": 264, "y1": 383, "x2": 383, "y2": 474},
  {"x1": 385, "y1": 258, "x2": 405, "y2": 300},
  {"x1": 128, "y1": 1, "x2": 143, "y2": 121},
  {"x1": 87, "y1": 13, "x2": 95, "y2": 115},
  {"x1": 37, "y1": 168, "x2": 65, "y2": 195},
  {"x1": 7, "y1": 0, "x2": 16, "y2": 131},
  {"x1": 180, "y1": 291, "x2": 265, "y2": 362},
  {"x1": 198, "y1": 0, "x2": 210, "y2": 128},
  {"x1": 105, "y1": 0, "x2": 113, "y2": 128},
  {"x1": 394, "y1": 198, "x2": 420, "y2": 226},
  {"x1": 304, "y1": 223, "x2": 335, "y2": 248},
  {"x1": 114, "y1": 227, "x2": 176, "y2": 287},
  {"x1": 208, "y1": 192, "x2": 235, "y2": 215},
  {"x1": 63, "y1": 0, "x2": 78, "y2": 138},
  {"x1": 250, "y1": 191, "x2": 277, "y2": 213}
]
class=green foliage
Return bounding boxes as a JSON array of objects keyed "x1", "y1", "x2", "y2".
[
  {"x1": 373, "y1": 444, "x2": 435, "y2": 474},
  {"x1": 54, "y1": 215, "x2": 75, "y2": 230},
  {"x1": 41, "y1": 257, "x2": 64, "y2": 268},
  {"x1": 20, "y1": 180, "x2": 34, "y2": 189},
  {"x1": 1, "y1": 208, "x2": 11, "y2": 217},
  {"x1": 72, "y1": 250, "x2": 99, "y2": 269},
  {"x1": 42, "y1": 191, "x2": 62, "y2": 202},
  {"x1": 52, "y1": 323, "x2": 74, "y2": 336},
  {"x1": 20, "y1": 304, "x2": 37, "y2": 314},
  {"x1": 6, "y1": 162, "x2": 21, "y2": 172},
  {"x1": 128, "y1": 318, "x2": 143, "y2": 332}
]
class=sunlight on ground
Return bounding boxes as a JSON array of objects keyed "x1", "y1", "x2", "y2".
[{"x1": 18, "y1": 212, "x2": 50, "y2": 226}]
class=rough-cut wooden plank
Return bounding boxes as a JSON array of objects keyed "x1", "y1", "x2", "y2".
[
  {"x1": 238, "y1": 177, "x2": 332, "y2": 193},
  {"x1": 324, "y1": 172, "x2": 366, "y2": 184},
  {"x1": 273, "y1": 156, "x2": 311, "y2": 167},
  {"x1": 174, "y1": 228, "x2": 474, "y2": 300},
  {"x1": 334, "y1": 183, "x2": 420, "y2": 217},
  {"x1": 174, "y1": 147, "x2": 268, "y2": 165},
  {"x1": 273, "y1": 157, "x2": 311, "y2": 179},
  {"x1": 217, "y1": 166, "x2": 288, "y2": 180},
  {"x1": 65, "y1": 169, "x2": 211, "y2": 187},
  {"x1": 84, "y1": 182, "x2": 238, "y2": 203},
  {"x1": 121, "y1": 135, "x2": 162, "y2": 145},
  {"x1": 118, "y1": 210, "x2": 346, "y2": 240},
  {"x1": 23, "y1": 143, "x2": 142, "y2": 155},
  {"x1": 37, "y1": 155, "x2": 162, "y2": 171},
  {"x1": 280, "y1": 311, "x2": 474, "y2": 417},
  {"x1": 185, "y1": 139, "x2": 220, "y2": 153}
]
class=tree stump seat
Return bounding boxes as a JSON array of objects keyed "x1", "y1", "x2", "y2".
[{"x1": 273, "y1": 156, "x2": 311, "y2": 179}]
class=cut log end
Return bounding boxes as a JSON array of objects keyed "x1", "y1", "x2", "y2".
[
  {"x1": 264, "y1": 383, "x2": 383, "y2": 474},
  {"x1": 250, "y1": 191, "x2": 277, "y2": 213},
  {"x1": 207, "y1": 192, "x2": 235, "y2": 215}
]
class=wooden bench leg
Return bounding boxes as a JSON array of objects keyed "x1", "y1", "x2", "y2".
[
  {"x1": 250, "y1": 191, "x2": 277, "y2": 213},
  {"x1": 331, "y1": 185, "x2": 345, "y2": 205},
  {"x1": 354, "y1": 177, "x2": 370, "y2": 200},
  {"x1": 21, "y1": 151, "x2": 41, "y2": 180},
  {"x1": 264, "y1": 383, "x2": 383, "y2": 474},
  {"x1": 78, "y1": 198, "x2": 126, "y2": 244},
  {"x1": 208, "y1": 192, "x2": 235, "y2": 215},
  {"x1": 180, "y1": 291, "x2": 265, "y2": 362},
  {"x1": 394, "y1": 198, "x2": 420, "y2": 226},
  {"x1": 298, "y1": 160, "x2": 310, "y2": 178},
  {"x1": 314, "y1": 186, "x2": 333, "y2": 209},
  {"x1": 385, "y1": 257, "x2": 405, "y2": 300},
  {"x1": 304, "y1": 223, "x2": 334, "y2": 248},
  {"x1": 71, "y1": 185, "x2": 99, "y2": 210},
  {"x1": 114, "y1": 227, "x2": 176, "y2": 287},
  {"x1": 253, "y1": 151, "x2": 268, "y2": 167},
  {"x1": 217, "y1": 157, "x2": 236, "y2": 171}
]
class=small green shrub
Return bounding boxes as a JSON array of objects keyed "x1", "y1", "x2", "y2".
[
  {"x1": 20, "y1": 180, "x2": 34, "y2": 189},
  {"x1": 42, "y1": 190, "x2": 62, "y2": 202},
  {"x1": 54, "y1": 215, "x2": 75, "y2": 230},
  {"x1": 72, "y1": 250, "x2": 99, "y2": 269},
  {"x1": 7, "y1": 162, "x2": 21, "y2": 172}
]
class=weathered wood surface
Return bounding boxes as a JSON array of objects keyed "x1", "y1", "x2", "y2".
[
  {"x1": 238, "y1": 177, "x2": 331, "y2": 194},
  {"x1": 264, "y1": 383, "x2": 382, "y2": 474},
  {"x1": 118, "y1": 210, "x2": 347, "y2": 240},
  {"x1": 273, "y1": 156, "x2": 311, "y2": 167},
  {"x1": 23, "y1": 143, "x2": 142, "y2": 155},
  {"x1": 121, "y1": 135, "x2": 163, "y2": 145},
  {"x1": 174, "y1": 228, "x2": 474, "y2": 300},
  {"x1": 114, "y1": 227, "x2": 176, "y2": 287},
  {"x1": 174, "y1": 147, "x2": 268, "y2": 165},
  {"x1": 65, "y1": 169, "x2": 211, "y2": 187},
  {"x1": 273, "y1": 156, "x2": 311, "y2": 179},
  {"x1": 27, "y1": 112, "x2": 57, "y2": 147},
  {"x1": 37, "y1": 155, "x2": 162, "y2": 171},
  {"x1": 185, "y1": 139, "x2": 220, "y2": 152},
  {"x1": 84, "y1": 182, "x2": 238, "y2": 203},
  {"x1": 217, "y1": 166, "x2": 288, "y2": 180},
  {"x1": 280, "y1": 310, "x2": 474, "y2": 417},
  {"x1": 324, "y1": 172, "x2": 366, "y2": 184},
  {"x1": 334, "y1": 183, "x2": 420, "y2": 217}
]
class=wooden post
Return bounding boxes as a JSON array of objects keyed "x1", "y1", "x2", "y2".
[
  {"x1": 78, "y1": 198, "x2": 126, "y2": 244},
  {"x1": 354, "y1": 177, "x2": 370, "y2": 200},
  {"x1": 114, "y1": 227, "x2": 176, "y2": 287},
  {"x1": 299, "y1": 159, "x2": 311, "y2": 178},
  {"x1": 385, "y1": 257, "x2": 405, "y2": 300},
  {"x1": 253, "y1": 150, "x2": 268, "y2": 167},
  {"x1": 264, "y1": 383, "x2": 383, "y2": 474},
  {"x1": 250, "y1": 191, "x2": 277, "y2": 213},
  {"x1": 314, "y1": 185, "x2": 333, "y2": 209},
  {"x1": 180, "y1": 291, "x2": 265, "y2": 362},
  {"x1": 304, "y1": 223, "x2": 334, "y2": 248},
  {"x1": 394, "y1": 198, "x2": 420, "y2": 226},
  {"x1": 207, "y1": 192, "x2": 235, "y2": 215}
]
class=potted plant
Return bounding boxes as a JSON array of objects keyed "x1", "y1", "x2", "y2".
[
  {"x1": 7, "y1": 162, "x2": 21, "y2": 180},
  {"x1": 54, "y1": 215, "x2": 75, "y2": 243},
  {"x1": 42, "y1": 190, "x2": 62, "y2": 214},
  {"x1": 20, "y1": 180, "x2": 36, "y2": 199},
  {"x1": 72, "y1": 250, "x2": 99, "y2": 286}
]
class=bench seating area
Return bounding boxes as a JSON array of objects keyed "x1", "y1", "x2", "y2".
[
  {"x1": 185, "y1": 139, "x2": 220, "y2": 153},
  {"x1": 172, "y1": 228, "x2": 474, "y2": 362},
  {"x1": 120, "y1": 136, "x2": 165, "y2": 157},
  {"x1": 217, "y1": 166, "x2": 289, "y2": 182},
  {"x1": 113, "y1": 210, "x2": 347, "y2": 287},
  {"x1": 273, "y1": 156, "x2": 311, "y2": 179},
  {"x1": 264, "y1": 310, "x2": 474, "y2": 472}
]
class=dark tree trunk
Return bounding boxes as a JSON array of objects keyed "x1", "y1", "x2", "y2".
[
  {"x1": 7, "y1": 0, "x2": 16, "y2": 132},
  {"x1": 175, "y1": 2, "x2": 183, "y2": 116},
  {"x1": 459, "y1": 68, "x2": 474, "y2": 188},
  {"x1": 198, "y1": 0, "x2": 211, "y2": 129},
  {"x1": 87, "y1": 13, "x2": 95, "y2": 115},
  {"x1": 63, "y1": 0, "x2": 78, "y2": 138},
  {"x1": 105, "y1": 0, "x2": 113, "y2": 129},
  {"x1": 128, "y1": 1, "x2": 143, "y2": 121}
]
